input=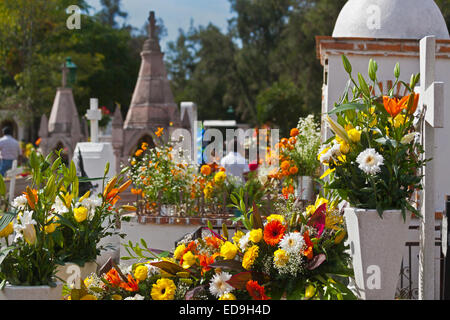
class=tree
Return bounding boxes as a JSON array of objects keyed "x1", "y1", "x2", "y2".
[{"x1": 97, "y1": 0, "x2": 127, "y2": 28}]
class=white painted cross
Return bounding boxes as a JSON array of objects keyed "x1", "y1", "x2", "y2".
[
  {"x1": 85, "y1": 98, "x2": 102, "y2": 143},
  {"x1": 418, "y1": 36, "x2": 445, "y2": 300},
  {"x1": 6, "y1": 160, "x2": 22, "y2": 203}
]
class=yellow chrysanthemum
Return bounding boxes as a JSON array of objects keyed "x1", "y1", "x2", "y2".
[
  {"x1": 173, "y1": 244, "x2": 186, "y2": 260},
  {"x1": 134, "y1": 265, "x2": 148, "y2": 281},
  {"x1": 151, "y1": 278, "x2": 176, "y2": 300},
  {"x1": 242, "y1": 245, "x2": 259, "y2": 270},
  {"x1": 214, "y1": 171, "x2": 227, "y2": 184},
  {"x1": 182, "y1": 251, "x2": 196, "y2": 269},
  {"x1": 249, "y1": 229, "x2": 263, "y2": 243},
  {"x1": 274, "y1": 249, "x2": 289, "y2": 267},
  {"x1": 220, "y1": 241, "x2": 238, "y2": 260}
]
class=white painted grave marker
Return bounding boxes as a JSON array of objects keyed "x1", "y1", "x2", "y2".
[
  {"x1": 418, "y1": 36, "x2": 445, "y2": 300},
  {"x1": 6, "y1": 160, "x2": 22, "y2": 203},
  {"x1": 86, "y1": 98, "x2": 102, "y2": 143}
]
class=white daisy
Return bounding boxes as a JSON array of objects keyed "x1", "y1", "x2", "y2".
[
  {"x1": 356, "y1": 148, "x2": 384, "y2": 175},
  {"x1": 239, "y1": 232, "x2": 251, "y2": 251},
  {"x1": 279, "y1": 232, "x2": 305, "y2": 254},
  {"x1": 12, "y1": 195, "x2": 27, "y2": 211},
  {"x1": 209, "y1": 272, "x2": 234, "y2": 298}
]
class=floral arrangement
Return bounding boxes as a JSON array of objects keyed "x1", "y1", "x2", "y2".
[
  {"x1": 128, "y1": 127, "x2": 195, "y2": 210},
  {"x1": 99, "y1": 106, "x2": 112, "y2": 128},
  {"x1": 0, "y1": 151, "x2": 132, "y2": 287},
  {"x1": 318, "y1": 56, "x2": 426, "y2": 219},
  {"x1": 70, "y1": 192, "x2": 354, "y2": 300}
]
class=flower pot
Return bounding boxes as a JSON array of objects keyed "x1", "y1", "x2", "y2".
[
  {"x1": 344, "y1": 208, "x2": 411, "y2": 300},
  {"x1": 55, "y1": 261, "x2": 98, "y2": 284},
  {"x1": 0, "y1": 282, "x2": 63, "y2": 300},
  {"x1": 296, "y1": 176, "x2": 314, "y2": 201}
]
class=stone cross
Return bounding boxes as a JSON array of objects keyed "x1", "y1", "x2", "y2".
[
  {"x1": 418, "y1": 36, "x2": 445, "y2": 300},
  {"x1": 6, "y1": 160, "x2": 22, "y2": 203},
  {"x1": 85, "y1": 98, "x2": 102, "y2": 143},
  {"x1": 149, "y1": 11, "x2": 157, "y2": 39}
]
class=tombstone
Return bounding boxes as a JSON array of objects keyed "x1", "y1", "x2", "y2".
[{"x1": 73, "y1": 98, "x2": 116, "y2": 196}]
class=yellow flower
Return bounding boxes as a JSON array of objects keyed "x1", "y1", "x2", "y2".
[
  {"x1": 266, "y1": 214, "x2": 284, "y2": 224},
  {"x1": 274, "y1": 249, "x2": 289, "y2": 267},
  {"x1": 219, "y1": 293, "x2": 236, "y2": 300},
  {"x1": 111, "y1": 294, "x2": 122, "y2": 300},
  {"x1": 203, "y1": 182, "x2": 214, "y2": 199},
  {"x1": 347, "y1": 128, "x2": 361, "y2": 143},
  {"x1": 84, "y1": 276, "x2": 93, "y2": 288},
  {"x1": 305, "y1": 284, "x2": 316, "y2": 299},
  {"x1": 305, "y1": 205, "x2": 316, "y2": 216},
  {"x1": 80, "y1": 294, "x2": 98, "y2": 300},
  {"x1": 134, "y1": 265, "x2": 148, "y2": 281},
  {"x1": 73, "y1": 206, "x2": 88, "y2": 223},
  {"x1": 151, "y1": 278, "x2": 176, "y2": 300},
  {"x1": 79, "y1": 190, "x2": 91, "y2": 203},
  {"x1": 0, "y1": 221, "x2": 13, "y2": 238},
  {"x1": 182, "y1": 251, "x2": 196, "y2": 269},
  {"x1": 220, "y1": 241, "x2": 238, "y2": 260},
  {"x1": 173, "y1": 244, "x2": 186, "y2": 260},
  {"x1": 249, "y1": 229, "x2": 263, "y2": 243},
  {"x1": 214, "y1": 171, "x2": 227, "y2": 184},
  {"x1": 44, "y1": 220, "x2": 58, "y2": 234},
  {"x1": 392, "y1": 114, "x2": 407, "y2": 129},
  {"x1": 232, "y1": 230, "x2": 245, "y2": 246},
  {"x1": 242, "y1": 245, "x2": 259, "y2": 270},
  {"x1": 340, "y1": 141, "x2": 350, "y2": 154}
]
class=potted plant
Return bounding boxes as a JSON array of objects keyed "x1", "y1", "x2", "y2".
[
  {"x1": 0, "y1": 151, "x2": 66, "y2": 300},
  {"x1": 318, "y1": 56, "x2": 426, "y2": 299},
  {"x1": 278, "y1": 115, "x2": 321, "y2": 201},
  {"x1": 52, "y1": 161, "x2": 132, "y2": 283}
]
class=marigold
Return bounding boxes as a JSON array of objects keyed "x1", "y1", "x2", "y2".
[
  {"x1": 242, "y1": 245, "x2": 259, "y2": 270},
  {"x1": 290, "y1": 128, "x2": 299, "y2": 137},
  {"x1": 289, "y1": 166, "x2": 298, "y2": 175},
  {"x1": 280, "y1": 160, "x2": 290, "y2": 171},
  {"x1": 135, "y1": 149, "x2": 143, "y2": 157},
  {"x1": 200, "y1": 165, "x2": 212, "y2": 176},
  {"x1": 249, "y1": 228, "x2": 263, "y2": 243},
  {"x1": 264, "y1": 220, "x2": 286, "y2": 246},
  {"x1": 214, "y1": 171, "x2": 227, "y2": 184}
]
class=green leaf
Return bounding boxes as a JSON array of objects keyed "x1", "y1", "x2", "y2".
[
  {"x1": 328, "y1": 103, "x2": 366, "y2": 115},
  {"x1": 0, "y1": 212, "x2": 15, "y2": 232},
  {"x1": 0, "y1": 175, "x2": 6, "y2": 196}
]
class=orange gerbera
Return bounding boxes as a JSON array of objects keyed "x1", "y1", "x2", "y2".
[
  {"x1": 263, "y1": 220, "x2": 286, "y2": 246},
  {"x1": 246, "y1": 280, "x2": 271, "y2": 300}
]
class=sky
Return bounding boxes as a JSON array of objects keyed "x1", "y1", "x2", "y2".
[{"x1": 86, "y1": 0, "x2": 234, "y2": 50}]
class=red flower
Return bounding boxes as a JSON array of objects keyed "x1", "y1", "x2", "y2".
[
  {"x1": 263, "y1": 220, "x2": 286, "y2": 246},
  {"x1": 246, "y1": 280, "x2": 271, "y2": 300},
  {"x1": 120, "y1": 274, "x2": 139, "y2": 292},
  {"x1": 249, "y1": 161, "x2": 259, "y2": 171},
  {"x1": 303, "y1": 230, "x2": 314, "y2": 260}
]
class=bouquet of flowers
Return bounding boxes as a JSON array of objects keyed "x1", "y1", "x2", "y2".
[
  {"x1": 71, "y1": 193, "x2": 354, "y2": 300},
  {"x1": 318, "y1": 56, "x2": 426, "y2": 219},
  {"x1": 128, "y1": 128, "x2": 194, "y2": 210}
]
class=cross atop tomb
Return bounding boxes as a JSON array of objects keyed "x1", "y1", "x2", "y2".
[
  {"x1": 418, "y1": 35, "x2": 445, "y2": 300},
  {"x1": 85, "y1": 98, "x2": 102, "y2": 143}
]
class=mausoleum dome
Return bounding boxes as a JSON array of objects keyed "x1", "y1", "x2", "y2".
[{"x1": 332, "y1": 0, "x2": 450, "y2": 40}]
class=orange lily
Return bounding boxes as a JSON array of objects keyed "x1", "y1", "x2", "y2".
[
  {"x1": 104, "y1": 268, "x2": 122, "y2": 287},
  {"x1": 120, "y1": 274, "x2": 139, "y2": 292},
  {"x1": 383, "y1": 93, "x2": 419, "y2": 118},
  {"x1": 302, "y1": 230, "x2": 314, "y2": 260},
  {"x1": 24, "y1": 187, "x2": 38, "y2": 210}
]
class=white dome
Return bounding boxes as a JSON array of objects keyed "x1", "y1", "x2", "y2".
[{"x1": 333, "y1": 0, "x2": 449, "y2": 40}]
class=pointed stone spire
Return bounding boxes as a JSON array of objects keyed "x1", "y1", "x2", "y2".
[
  {"x1": 38, "y1": 114, "x2": 49, "y2": 138},
  {"x1": 123, "y1": 10, "x2": 180, "y2": 130},
  {"x1": 112, "y1": 104, "x2": 124, "y2": 128}
]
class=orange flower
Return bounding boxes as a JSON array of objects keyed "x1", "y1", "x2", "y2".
[
  {"x1": 288, "y1": 137, "x2": 296, "y2": 145},
  {"x1": 35, "y1": 138, "x2": 42, "y2": 146},
  {"x1": 246, "y1": 280, "x2": 271, "y2": 300},
  {"x1": 383, "y1": 93, "x2": 419, "y2": 118},
  {"x1": 106, "y1": 188, "x2": 120, "y2": 206},
  {"x1": 135, "y1": 149, "x2": 143, "y2": 157},
  {"x1": 289, "y1": 166, "x2": 298, "y2": 175},
  {"x1": 198, "y1": 252, "x2": 220, "y2": 274},
  {"x1": 263, "y1": 219, "x2": 286, "y2": 246},
  {"x1": 290, "y1": 128, "x2": 299, "y2": 137},
  {"x1": 200, "y1": 165, "x2": 212, "y2": 176},
  {"x1": 205, "y1": 236, "x2": 222, "y2": 249},
  {"x1": 280, "y1": 161, "x2": 290, "y2": 171},
  {"x1": 141, "y1": 142, "x2": 149, "y2": 150},
  {"x1": 155, "y1": 127, "x2": 164, "y2": 137},
  {"x1": 280, "y1": 138, "x2": 288, "y2": 145},
  {"x1": 303, "y1": 230, "x2": 314, "y2": 260},
  {"x1": 131, "y1": 188, "x2": 142, "y2": 195},
  {"x1": 120, "y1": 274, "x2": 139, "y2": 292},
  {"x1": 104, "y1": 268, "x2": 122, "y2": 287},
  {"x1": 24, "y1": 187, "x2": 38, "y2": 210}
]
